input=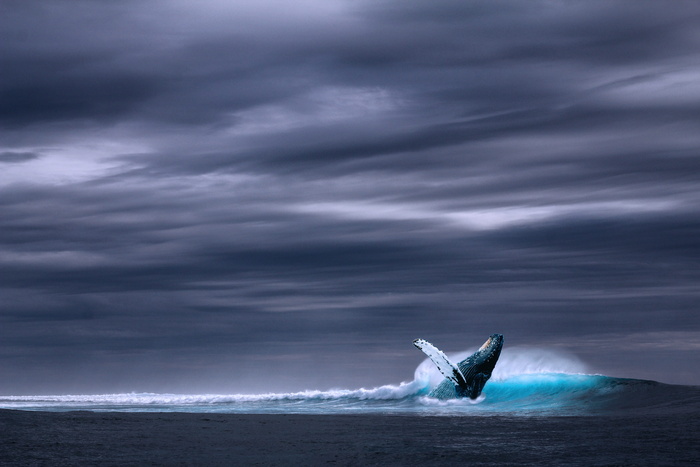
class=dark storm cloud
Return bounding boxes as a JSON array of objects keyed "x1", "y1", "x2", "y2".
[
  {"x1": 0, "y1": 151, "x2": 40, "y2": 163},
  {"x1": 1, "y1": 0, "x2": 700, "y2": 393}
]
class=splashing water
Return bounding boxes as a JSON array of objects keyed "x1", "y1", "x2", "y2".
[
  {"x1": 413, "y1": 346, "x2": 588, "y2": 388},
  {"x1": 2, "y1": 348, "x2": 698, "y2": 416}
]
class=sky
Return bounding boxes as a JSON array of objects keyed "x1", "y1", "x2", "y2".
[{"x1": 1, "y1": 0, "x2": 699, "y2": 394}]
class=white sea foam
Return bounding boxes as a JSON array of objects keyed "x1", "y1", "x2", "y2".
[{"x1": 0, "y1": 379, "x2": 426, "y2": 407}]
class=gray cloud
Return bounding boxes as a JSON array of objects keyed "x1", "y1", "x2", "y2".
[
  {"x1": 1, "y1": 0, "x2": 699, "y2": 393},
  {"x1": 0, "y1": 151, "x2": 40, "y2": 163}
]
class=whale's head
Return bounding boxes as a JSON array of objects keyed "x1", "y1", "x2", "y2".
[{"x1": 473, "y1": 333, "x2": 504, "y2": 375}]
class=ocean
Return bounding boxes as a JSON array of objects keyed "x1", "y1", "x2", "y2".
[{"x1": 2, "y1": 349, "x2": 699, "y2": 465}]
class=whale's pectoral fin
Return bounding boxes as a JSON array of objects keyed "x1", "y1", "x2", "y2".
[{"x1": 413, "y1": 339, "x2": 468, "y2": 390}]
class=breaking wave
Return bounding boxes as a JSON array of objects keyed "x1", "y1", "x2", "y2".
[{"x1": 2, "y1": 347, "x2": 699, "y2": 416}]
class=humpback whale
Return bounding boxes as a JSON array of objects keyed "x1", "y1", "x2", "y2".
[{"x1": 413, "y1": 334, "x2": 503, "y2": 399}]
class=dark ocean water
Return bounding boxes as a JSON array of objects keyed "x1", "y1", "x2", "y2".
[{"x1": 1, "y1": 409, "x2": 698, "y2": 466}]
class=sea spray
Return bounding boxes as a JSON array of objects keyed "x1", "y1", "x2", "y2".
[{"x1": 414, "y1": 346, "x2": 588, "y2": 387}]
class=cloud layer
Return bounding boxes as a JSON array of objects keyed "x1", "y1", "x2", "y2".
[{"x1": 2, "y1": 0, "x2": 700, "y2": 392}]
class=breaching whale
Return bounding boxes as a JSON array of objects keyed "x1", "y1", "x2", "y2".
[{"x1": 413, "y1": 334, "x2": 503, "y2": 399}]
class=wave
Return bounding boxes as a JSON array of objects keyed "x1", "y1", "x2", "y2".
[{"x1": 2, "y1": 348, "x2": 699, "y2": 415}]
